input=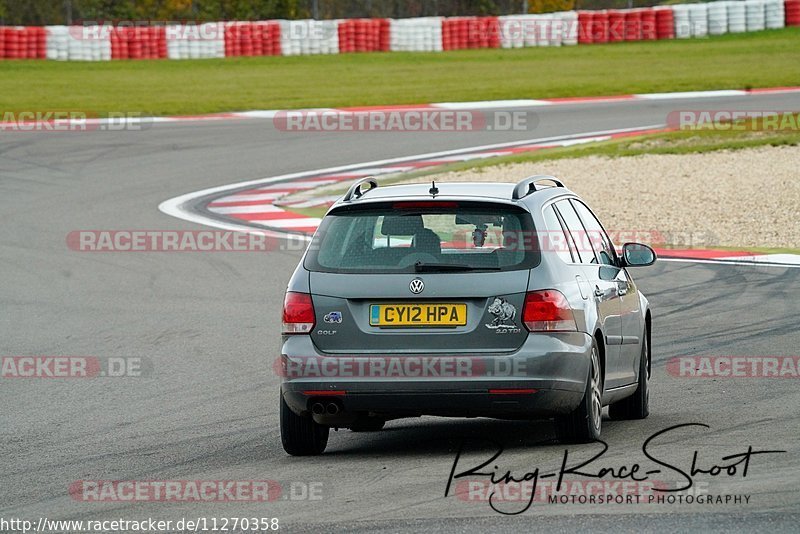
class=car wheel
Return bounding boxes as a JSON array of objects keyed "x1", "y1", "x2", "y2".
[
  {"x1": 555, "y1": 341, "x2": 603, "y2": 443},
  {"x1": 280, "y1": 394, "x2": 329, "y2": 456},
  {"x1": 349, "y1": 416, "x2": 386, "y2": 432},
  {"x1": 609, "y1": 329, "x2": 650, "y2": 420}
]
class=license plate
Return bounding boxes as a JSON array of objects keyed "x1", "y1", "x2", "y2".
[{"x1": 369, "y1": 303, "x2": 467, "y2": 327}]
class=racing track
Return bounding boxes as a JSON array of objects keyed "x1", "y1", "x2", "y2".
[{"x1": 2, "y1": 92, "x2": 800, "y2": 532}]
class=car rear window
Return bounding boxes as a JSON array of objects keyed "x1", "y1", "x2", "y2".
[{"x1": 304, "y1": 201, "x2": 540, "y2": 273}]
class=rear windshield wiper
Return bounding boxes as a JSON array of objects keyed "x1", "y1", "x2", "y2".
[{"x1": 414, "y1": 262, "x2": 501, "y2": 272}]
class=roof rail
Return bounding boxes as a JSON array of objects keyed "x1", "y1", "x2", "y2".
[
  {"x1": 342, "y1": 177, "x2": 378, "y2": 202},
  {"x1": 511, "y1": 175, "x2": 565, "y2": 200}
]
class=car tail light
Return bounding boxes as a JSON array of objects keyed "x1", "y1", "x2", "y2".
[
  {"x1": 282, "y1": 292, "x2": 315, "y2": 334},
  {"x1": 522, "y1": 290, "x2": 577, "y2": 332}
]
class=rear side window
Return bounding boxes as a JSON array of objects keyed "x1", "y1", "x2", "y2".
[
  {"x1": 305, "y1": 202, "x2": 540, "y2": 273},
  {"x1": 571, "y1": 200, "x2": 618, "y2": 267},
  {"x1": 542, "y1": 205, "x2": 574, "y2": 264},
  {"x1": 553, "y1": 200, "x2": 588, "y2": 264}
]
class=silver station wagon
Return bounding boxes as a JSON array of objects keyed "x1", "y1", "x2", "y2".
[{"x1": 279, "y1": 176, "x2": 656, "y2": 455}]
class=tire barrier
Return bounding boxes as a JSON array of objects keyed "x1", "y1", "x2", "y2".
[
  {"x1": 498, "y1": 14, "x2": 578, "y2": 48},
  {"x1": 765, "y1": 0, "x2": 786, "y2": 28},
  {"x1": 497, "y1": 15, "x2": 532, "y2": 48},
  {"x1": 112, "y1": 26, "x2": 167, "y2": 60},
  {"x1": 708, "y1": 2, "x2": 729, "y2": 35},
  {"x1": 561, "y1": 11, "x2": 579, "y2": 45},
  {"x1": 338, "y1": 19, "x2": 389, "y2": 53},
  {"x1": 672, "y1": 5, "x2": 692, "y2": 38},
  {"x1": 544, "y1": 14, "x2": 564, "y2": 46},
  {"x1": 654, "y1": 7, "x2": 676, "y2": 39},
  {"x1": 624, "y1": 9, "x2": 643, "y2": 41},
  {"x1": 45, "y1": 26, "x2": 110, "y2": 61},
  {"x1": 689, "y1": 3, "x2": 710, "y2": 37},
  {"x1": 225, "y1": 22, "x2": 281, "y2": 57},
  {"x1": 390, "y1": 17, "x2": 442, "y2": 52},
  {"x1": 641, "y1": 9, "x2": 657, "y2": 40},
  {"x1": 593, "y1": 11, "x2": 610, "y2": 43},
  {"x1": 0, "y1": 26, "x2": 46, "y2": 59},
  {"x1": 577, "y1": 11, "x2": 595, "y2": 44},
  {"x1": 442, "y1": 17, "x2": 500, "y2": 50},
  {"x1": 607, "y1": 10, "x2": 626, "y2": 42},
  {"x1": 787, "y1": 0, "x2": 800, "y2": 25},
  {"x1": 166, "y1": 23, "x2": 224, "y2": 59},
  {"x1": 746, "y1": 0, "x2": 767, "y2": 32},
  {"x1": 280, "y1": 20, "x2": 339, "y2": 55},
  {"x1": 2, "y1": 3, "x2": 797, "y2": 61},
  {"x1": 727, "y1": 0, "x2": 749, "y2": 32}
]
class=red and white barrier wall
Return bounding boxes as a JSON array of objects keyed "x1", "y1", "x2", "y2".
[{"x1": 2, "y1": 1, "x2": 799, "y2": 61}]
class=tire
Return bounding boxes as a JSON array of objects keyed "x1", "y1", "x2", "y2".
[
  {"x1": 280, "y1": 394, "x2": 329, "y2": 456},
  {"x1": 555, "y1": 341, "x2": 603, "y2": 443},
  {"x1": 350, "y1": 416, "x2": 386, "y2": 432},
  {"x1": 609, "y1": 329, "x2": 650, "y2": 420}
]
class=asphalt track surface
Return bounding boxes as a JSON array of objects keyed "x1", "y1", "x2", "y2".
[{"x1": 2, "y1": 92, "x2": 800, "y2": 533}]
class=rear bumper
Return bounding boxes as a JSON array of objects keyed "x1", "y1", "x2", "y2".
[{"x1": 279, "y1": 331, "x2": 592, "y2": 419}]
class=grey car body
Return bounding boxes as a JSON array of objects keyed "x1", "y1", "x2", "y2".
[{"x1": 280, "y1": 176, "x2": 655, "y2": 455}]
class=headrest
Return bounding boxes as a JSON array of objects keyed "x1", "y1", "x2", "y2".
[{"x1": 380, "y1": 215, "x2": 423, "y2": 236}]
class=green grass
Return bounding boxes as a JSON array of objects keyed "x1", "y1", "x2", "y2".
[{"x1": 1, "y1": 27, "x2": 799, "y2": 115}]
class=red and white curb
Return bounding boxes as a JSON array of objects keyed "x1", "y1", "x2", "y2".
[
  {"x1": 159, "y1": 123, "x2": 800, "y2": 268},
  {"x1": 194, "y1": 125, "x2": 667, "y2": 234}
]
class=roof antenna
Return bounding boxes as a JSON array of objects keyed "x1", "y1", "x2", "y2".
[{"x1": 429, "y1": 180, "x2": 439, "y2": 197}]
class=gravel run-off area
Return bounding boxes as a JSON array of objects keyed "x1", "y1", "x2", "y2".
[{"x1": 401, "y1": 145, "x2": 800, "y2": 250}]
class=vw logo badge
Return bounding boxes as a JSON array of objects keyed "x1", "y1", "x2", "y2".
[{"x1": 409, "y1": 278, "x2": 425, "y2": 294}]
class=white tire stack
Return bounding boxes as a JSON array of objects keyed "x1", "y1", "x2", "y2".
[
  {"x1": 688, "y1": 3, "x2": 709, "y2": 37},
  {"x1": 45, "y1": 26, "x2": 69, "y2": 60},
  {"x1": 764, "y1": 0, "x2": 786, "y2": 28},
  {"x1": 672, "y1": 5, "x2": 693, "y2": 38},
  {"x1": 559, "y1": 11, "x2": 579, "y2": 45},
  {"x1": 166, "y1": 23, "x2": 223, "y2": 59},
  {"x1": 280, "y1": 20, "x2": 338, "y2": 56},
  {"x1": 708, "y1": 1, "x2": 729, "y2": 35},
  {"x1": 745, "y1": 0, "x2": 766, "y2": 31},
  {"x1": 726, "y1": 1, "x2": 748, "y2": 32},
  {"x1": 389, "y1": 17, "x2": 442, "y2": 52},
  {"x1": 497, "y1": 16, "x2": 524, "y2": 48}
]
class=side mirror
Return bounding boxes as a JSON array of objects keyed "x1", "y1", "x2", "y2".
[{"x1": 621, "y1": 243, "x2": 656, "y2": 267}]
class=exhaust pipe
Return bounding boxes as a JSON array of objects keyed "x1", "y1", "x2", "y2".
[
  {"x1": 325, "y1": 402, "x2": 340, "y2": 415},
  {"x1": 311, "y1": 402, "x2": 325, "y2": 415}
]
